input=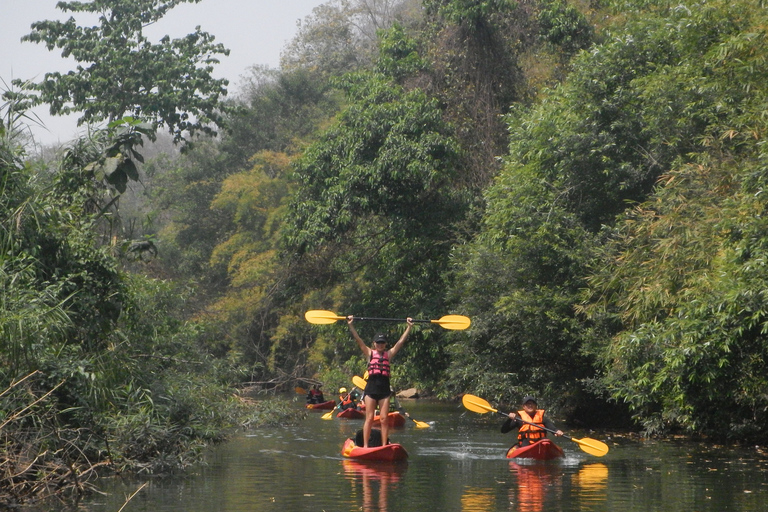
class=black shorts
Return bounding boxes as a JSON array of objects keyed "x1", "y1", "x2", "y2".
[{"x1": 364, "y1": 375, "x2": 391, "y2": 401}]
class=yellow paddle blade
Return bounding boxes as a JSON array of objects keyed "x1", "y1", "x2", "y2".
[
  {"x1": 462, "y1": 394, "x2": 498, "y2": 414},
  {"x1": 573, "y1": 437, "x2": 610, "y2": 457},
  {"x1": 321, "y1": 409, "x2": 335, "y2": 420},
  {"x1": 295, "y1": 386, "x2": 306, "y2": 394},
  {"x1": 304, "y1": 310, "x2": 346, "y2": 325},
  {"x1": 413, "y1": 419, "x2": 431, "y2": 429},
  {"x1": 352, "y1": 375, "x2": 367, "y2": 389},
  {"x1": 432, "y1": 315, "x2": 471, "y2": 330}
]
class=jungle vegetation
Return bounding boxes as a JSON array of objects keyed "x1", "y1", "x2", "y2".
[{"x1": 3, "y1": 0, "x2": 768, "y2": 504}]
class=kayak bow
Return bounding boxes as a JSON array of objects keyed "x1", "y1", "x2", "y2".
[
  {"x1": 506, "y1": 439, "x2": 564, "y2": 460},
  {"x1": 341, "y1": 438, "x2": 408, "y2": 461}
]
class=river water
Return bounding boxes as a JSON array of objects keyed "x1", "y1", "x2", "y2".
[{"x1": 72, "y1": 397, "x2": 767, "y2": 512}]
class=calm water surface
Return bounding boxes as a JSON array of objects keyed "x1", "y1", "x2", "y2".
[{"x1": 75, "y1": 398, "x2": 767, "y2": 512}]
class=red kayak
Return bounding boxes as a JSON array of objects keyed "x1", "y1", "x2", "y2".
[
  {"x1": 337, "y1": 408, "x2": 365, "y2": 419},
  {"x1": 306, "y1": 400, "x2": 336, "y2": 410},
  {"x1": 341, "y1": 438, "x2": 408, "y2": 461},
  {"x1": 372, "y1": 412, "x2": 406, "y2": 428},
  {"x1": 506, "y1": 439, "x2": 564, "y2": 460}
]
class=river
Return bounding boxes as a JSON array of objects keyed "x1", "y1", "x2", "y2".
[{"x1": 63, "y1": 397, "x2": 768, "y2": 511}]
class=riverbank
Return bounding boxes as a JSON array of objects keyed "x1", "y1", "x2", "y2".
[{"x1": 0, "y1": 384, "x2": 303, "y2": 509}]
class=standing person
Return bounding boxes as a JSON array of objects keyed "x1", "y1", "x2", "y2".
[
  {"x1": 347, "y1": 315, "x2": 413, "y2": 448},
  {"x1": 501, "y1": 396, "x2": 563, "y2": 447}
]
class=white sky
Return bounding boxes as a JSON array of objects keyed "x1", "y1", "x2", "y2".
[{"x1": 1, "y1": 0, "x2": 328, "y2": 146}]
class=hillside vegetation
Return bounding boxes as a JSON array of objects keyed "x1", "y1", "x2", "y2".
[{"x1": 3, "y1": 0, "x2": 768, "y2": 503}]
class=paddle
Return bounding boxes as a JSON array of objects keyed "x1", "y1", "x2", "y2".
[
  {"x1": 352, "y1": 375, "x2": 367, "y2": 390},
  {"x1": 352, "y1": 375, "x2": 431, "y2": 429},
  {"x1": 461, "y1": 394, "x2": 609, "y2": 457},
  {"x1": 295, "y1": 386, "x2": 306, "y2": 395},
  {"x1": 321, "y1": 386, "x2": 358, "y2": 420},
  {"x1": 304, "y1": 310, "x2": 471, "y2": 330}
]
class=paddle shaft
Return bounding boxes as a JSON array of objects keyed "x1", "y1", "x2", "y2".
[
  {"x1": 349, "y1": 316, "x2": 437, "y2": 324},
  {"x1": 493, "y1": 408, "x2": 574, "y2": 440}
]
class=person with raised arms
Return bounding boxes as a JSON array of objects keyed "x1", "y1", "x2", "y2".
[{"x1": 347, "y1": 315, "x2": 413, "y2": 448}]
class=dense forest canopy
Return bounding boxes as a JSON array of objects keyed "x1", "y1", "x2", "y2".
[{"x1": 3, "y1": 0, "x2": 768, "y2": 504}]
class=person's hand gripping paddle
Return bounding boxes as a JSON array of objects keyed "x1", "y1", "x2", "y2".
[{"x1": 462, "y1": 394, "x2": 609, "y2": 457}]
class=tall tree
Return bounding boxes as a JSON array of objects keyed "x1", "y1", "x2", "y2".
[
  {"x1": 283, "y1": 65, "x2": 468, "y2": 386},
  {"x1": 19, "y1": 0, "x2": 229, "y2": 142}
]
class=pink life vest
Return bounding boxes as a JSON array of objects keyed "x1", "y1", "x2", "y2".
[{"x1": 367, "y1": 350, "x2": 390, "y2": 377}]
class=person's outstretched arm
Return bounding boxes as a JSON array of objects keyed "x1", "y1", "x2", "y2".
[
  {"x1": 388, "y1": 318, "x2": 413, "y2": 359},
  {"x1": 347, "y1": 316, "x2": 371, "y2": 359}
]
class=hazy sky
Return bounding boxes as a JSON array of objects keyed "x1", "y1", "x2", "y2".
[{"x1": 1, "y1": 0, "x2": 328, "y2": 145}]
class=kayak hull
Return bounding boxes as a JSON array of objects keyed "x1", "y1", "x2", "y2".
[
  {"x1": 372, "y1": 412, "x2": 406, "y2": 428},
  {"x1": 341, "y1": 438, "x2": 408, "y2": 461},
  {"x1": 506, "y1": 439, "x2": 564, "y2": 460},
  {"x1": 306, "y1": 400, "x2": 336, "y2": 410},
  {"x1": 337, "y1": 408, "x2": 365, "y2": 419}
]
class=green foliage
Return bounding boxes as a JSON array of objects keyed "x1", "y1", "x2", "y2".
[
  {"x1": 0, "y1": 101, "x2": 251, "y2": 498},
  {"x1": 283, "y1": 68, "x2": 469, "y2": 385},
  {"x1": 446, "y1": 175, "x2": 599, "y2": 409},
  {"x1": 203, "y1": 151, "x2": 295, "y2": 364},
  {"x1": 425, "y1": 0, "x2": 517, "y2": 31},
  {"x1": 377, "y1": 23, "x2": 428, "y2": 80},
  {"x1": 537, "y1": 0, "x2": 593, "y2": 54},
  {"x1": 19, "y1": 0, "x2": 229, "y2": 142},
  {"x1": 578, "y1": 0, "x2": 768, "y2": 439},
  {"x1": 287, "y1": 71, "x2": 463, "y2": 251},
  {"x1": 223, "y1": 67, "x2": 338, "y2": 167}
]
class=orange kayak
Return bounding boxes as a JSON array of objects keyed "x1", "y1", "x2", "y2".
[
  {"x1": 506, "y1": 439, "x2": 564, "y2": 460},
  {"x1": 341, "y1": 438, "x2": 408, "y2": 461},
  {"x1": 337, "y1": 408, "x2": 365, "y2": 419},
  {"x1": 372, "y1": 412, "x2": 406, "y2": 428},
  {"x1": 305, "y1": 400, "x2": 336, "y2": 410}
]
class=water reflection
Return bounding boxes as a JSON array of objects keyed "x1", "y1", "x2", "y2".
[
  {"x1": 461, "y1": 486, "x2": 496, "y2": 511},
  {"x1": 574, "y1": 463, "x2": 609, "y2": 509},
  {"x1": 342, "y1": 460, "x2": 407, "y2": 512},
  {"x1": 508, "y1": 462, "x2": 563, "y2": 512}
]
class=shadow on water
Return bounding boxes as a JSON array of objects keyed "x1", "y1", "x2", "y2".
[{"x1": 45, "y1": 396, "x2": 768, "y2": 512}]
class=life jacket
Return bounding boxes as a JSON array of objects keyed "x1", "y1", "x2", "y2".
[
  {"x1": 367, "y1": 350, "x2": 390, "y2": 377},
  {"x1": 517, "y1": 409, "x2": 547, "y2": 443},
  {"x1": 340, "y1": 394, "x2": 355, "y2": 410}
]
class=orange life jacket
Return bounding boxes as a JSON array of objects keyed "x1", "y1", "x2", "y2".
[{"x1": 517, "y1": 409, "x2": 547, "y2": 442}]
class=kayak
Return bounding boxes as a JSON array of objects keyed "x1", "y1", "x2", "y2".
[
  {"x1": 506, "y1": 439, "x2": 564, "y2": 460},
  {"x1": 341, "y1": 438, "x2": 408, "y2": 461},
  {"x1": 306, "y1": 400, "x2": 336, "y2": 410},
  {"x1": 337, "y1": 408, "x2": 365, "y2": 419},
  {"x1": 372, "y1": 412, "x2": 406, "y2": 428}
]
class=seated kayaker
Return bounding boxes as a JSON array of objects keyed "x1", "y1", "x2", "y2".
[
  {"x1": 306, "y1": 384, "x2": 324, "y2": 404},
  {"x1": 501, "y1": 396, "x2": 563, "y2": 447},
  {"x1": 338, "y1": 387, "x2": 359, "y2": 410}
]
